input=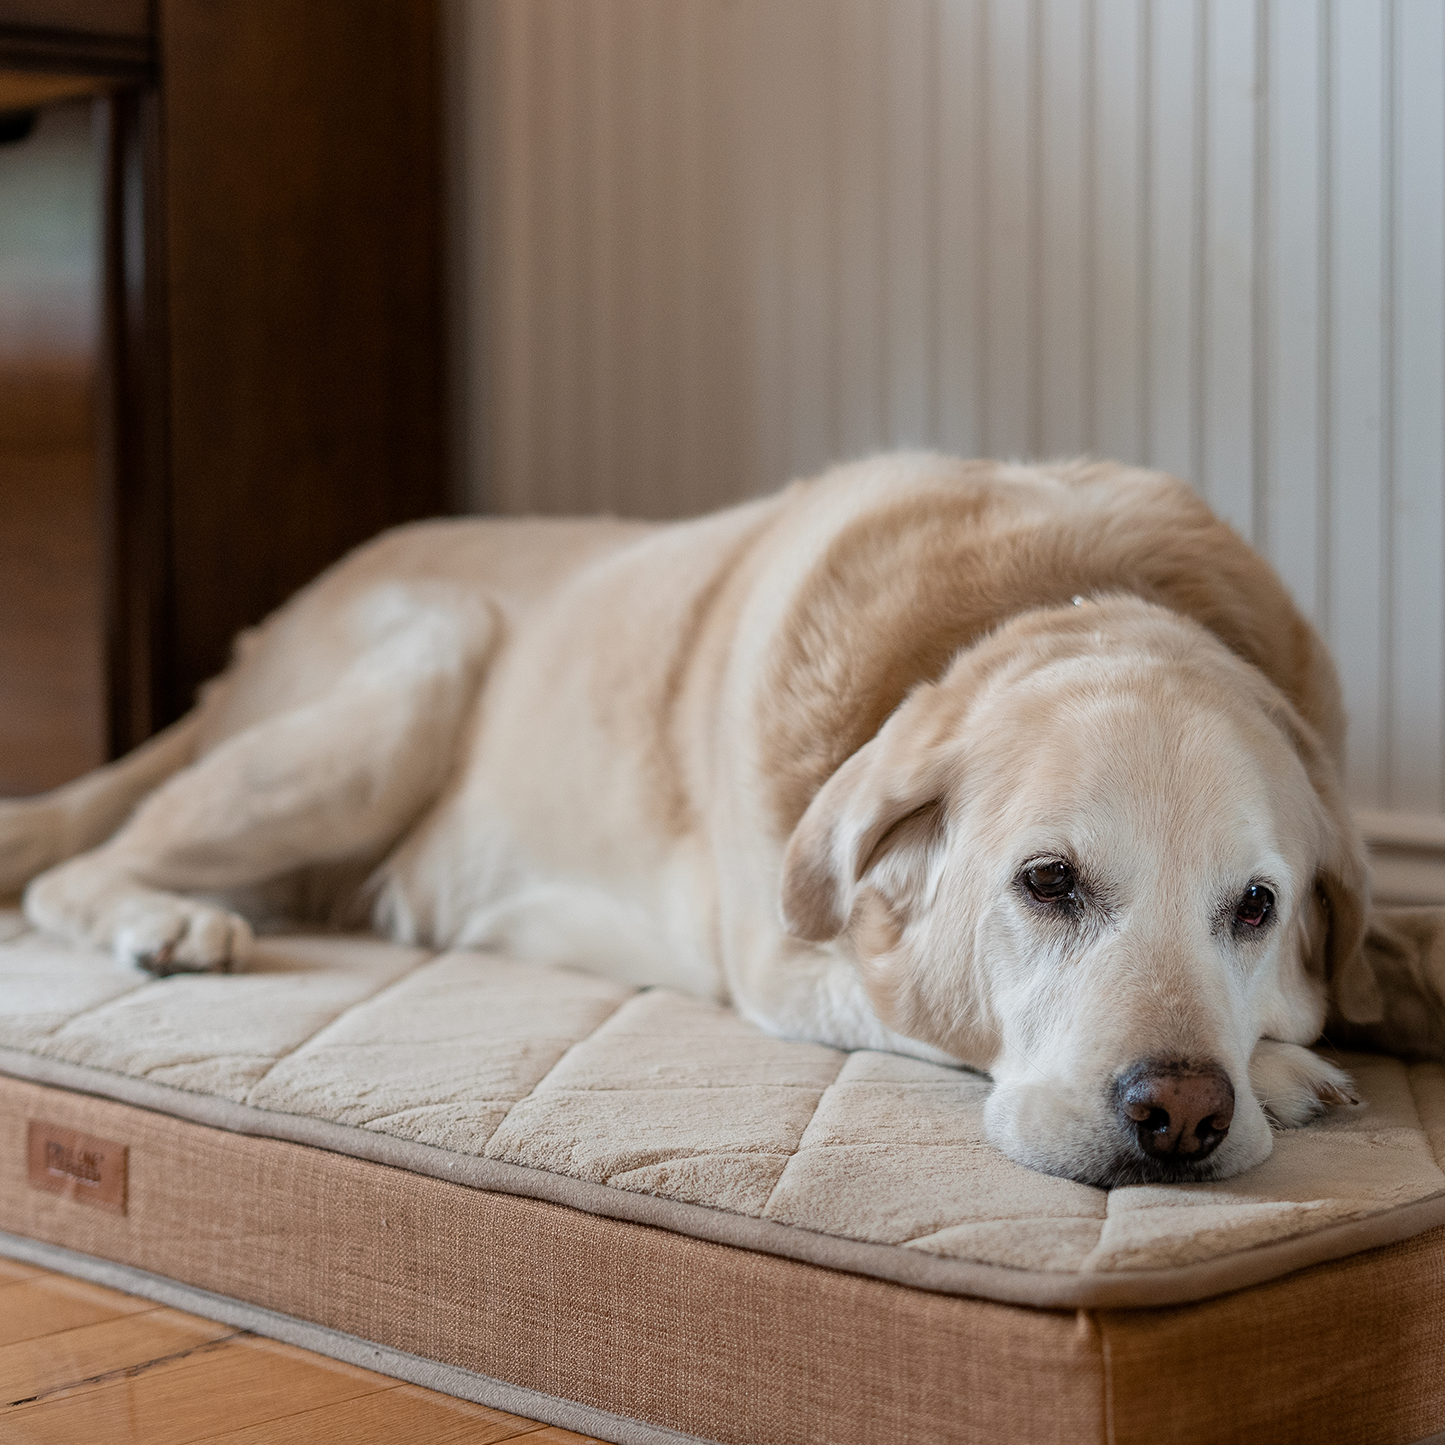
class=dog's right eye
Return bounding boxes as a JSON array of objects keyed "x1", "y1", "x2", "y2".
[{"x1": 1024, "y1": 860, "x2": 1076, "y2": 903}]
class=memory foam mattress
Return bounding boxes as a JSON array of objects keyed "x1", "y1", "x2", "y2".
[{"x1": 3, "y1": 914, "x2": 1445, "y2": 1444}]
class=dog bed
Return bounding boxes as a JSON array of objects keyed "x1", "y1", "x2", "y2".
[{"x1": 3, "y1": 912, "x2": 1445, "y2": 1444}]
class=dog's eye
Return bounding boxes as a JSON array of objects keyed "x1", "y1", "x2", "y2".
[
  {"x1": 1025, "y1": 860, "x2": 1076, "y2": 903},
  {"x1": 1235, "y1": 884, "x2": 1274, "y2": 929}
]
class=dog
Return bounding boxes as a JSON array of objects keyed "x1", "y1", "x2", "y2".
[{"x1": 3, "y1": 453, "x2": 1437, "y2": 1187}]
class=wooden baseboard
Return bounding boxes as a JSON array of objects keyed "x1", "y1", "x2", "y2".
[{"x1": 1357, "y1": 808, "x2": 1445, "y2": 907}]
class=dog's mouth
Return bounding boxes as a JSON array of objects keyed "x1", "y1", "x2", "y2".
[
  {"x1": 1071, "y1": 1147, "x2": 1232, "y2": 1189},
  {"x1": 1022, "y1": 1133, "x2": 1236, "y2": 1189}
]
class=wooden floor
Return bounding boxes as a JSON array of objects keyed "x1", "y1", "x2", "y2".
[{"x1": 0, "y1": 1258, "x2": 603, "y2": 1444}]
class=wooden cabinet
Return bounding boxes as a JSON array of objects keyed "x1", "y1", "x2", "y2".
[{"x1": 0, "y1": 0, "x2": 444, "y2": 778}]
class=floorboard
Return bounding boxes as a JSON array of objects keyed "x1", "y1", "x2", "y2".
[
  {"x1": 0, "y1": 1271, "x2": 153, "y2": 1348},
  {"x1": 0, "y1": 1264, "x2": 606, "y2": 1444}
]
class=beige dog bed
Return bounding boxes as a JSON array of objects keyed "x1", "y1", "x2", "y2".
[{"x1": 3, "y1": 915, "x2": 1445, "y2": 1443}]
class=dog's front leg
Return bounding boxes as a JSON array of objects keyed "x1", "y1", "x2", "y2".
[
  {"x1": 731, "y1": 938, "x2": 963, "y2": 1064},
  {"x1": 25, "y1": 607, "x2": 491, "y2": 972}
]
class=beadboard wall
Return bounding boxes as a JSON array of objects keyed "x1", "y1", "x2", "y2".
[{"x1": 447, "y1": 0, "x2": 1445, "y2": 824}]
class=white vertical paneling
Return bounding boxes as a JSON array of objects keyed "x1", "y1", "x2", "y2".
[
  {"x1": 577, "y1": 1, "x2": 615, "y2": 515},
  {"x1": 476, "y1": 0, "x2": 533, "y2": 516},
  {"x1": 1198, "y1": 0, "x2": 1259, "y2": 539},
  {"x1": 1389, "y1": 0, "x2": 1445, "y2": 812},
  {"x1": 1263, "y1": 0, "x2": 1325, "y2": 621},
  {"x1": 834, "y1": 0, "x2": 888, "y2": 462},
  {"x1": 982, "y1": 0, "x2": 1035, "y2": 456},
  {"x1": 1089, "y1": 0, "x2": 1145, "y2": 462},
  {"x1": 741, "y1": 0, "x2": 793, "y2": 498},
  {"x1": 1037, "y1": 0, "x2": 1089, "y2": 458},
  {"x1": 773, "y1": 0, "x2": 833, "y2": 486},
  {"x1": 884, "y1": 0, "x2": 937, "y2": 446},
  {"x1": 1329, "y1": 0, "x2": 1389, "y2": 804},
  {"x1": 538, "y1": 0, "x2": 587, "y2": 514},
  {"x1": 1143, "y1": 0, "x2": 1198, "y2": 482},
  {"x1": 452, "y1": 0, "x2": 1445, "y2": 810},
  {"x1": 678, "y1": 0, "x2": 743, "y2": 516},
  {"x1": 935, "y1": 0, "x2": 985, "y2": 456},
  {"x1": 615, "y1": 0, "x2": 665, "y2": 517},
  {"x1": 668, "y1": 0, "x2": 707, "y2": 517}
]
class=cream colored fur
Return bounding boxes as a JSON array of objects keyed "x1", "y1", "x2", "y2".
[{"x1": 2, "y1": 455, "x2": 1427, "y2": 1185}]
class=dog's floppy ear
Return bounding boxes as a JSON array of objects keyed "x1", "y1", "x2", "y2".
[
  {"x1": 1337, "y1": 908, "x2": 1445, "y2": 1059},
  {"x1": 780, "y1": 687, "x2": 956, "y2": 943},
  {"x1": 1265, "y1": 690, "x2": 1383, "y2": 1024},
  {"x1": 1313, "y1": 851, "x2": 1383, "y2": 1025}
]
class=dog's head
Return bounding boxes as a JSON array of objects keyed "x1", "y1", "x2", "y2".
[{"x1": 780, "y1": 597, "x2": 1376, "y2": 1186}]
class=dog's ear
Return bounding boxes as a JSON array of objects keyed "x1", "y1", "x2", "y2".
[
  {"x1": 1313, "y1": 855, "x2": 1383, "y2": 1025},
  {"x1": 780, "y1": 688, "x2": 956, "y2": 943},
  {"x1": 1338, "y1": 908, "x2": 1445, "y2": 1059},
  {"x1": 1263, "y1": 689, "x2": 1383, "y2": 1025}
]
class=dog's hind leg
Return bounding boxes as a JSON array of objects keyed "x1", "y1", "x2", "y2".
[
  {"x1": 24, "y1": 601, "x2": 493, "y2": 972},
  {"x1": 0, "y1": 712, "x2": 204, "y2": 896}
]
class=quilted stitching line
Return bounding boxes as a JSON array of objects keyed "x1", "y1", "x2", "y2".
[
  {"x1": 478, "y1": 986, "x2": 641, "y2": 1147},
  {"x1": 756, "y1": 1048, "x2": 851, "y2": 1219},
  {"x1": 238, "y1": 944, "x2": 444, "y2": 1105},
  {"x1": 0, "y1": 916, "x2": 152, "y2": 1048},
  {"x1": 11, "y1": 928, "x2": 440, "y2": 1069},
  {"x1": 18, "y1": 961, "x2": 151, "y2": 1047}
]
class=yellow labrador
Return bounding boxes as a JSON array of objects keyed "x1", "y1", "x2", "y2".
[{"x1": 2, "y1": 455, "x2": 1426, "y2": 1185}]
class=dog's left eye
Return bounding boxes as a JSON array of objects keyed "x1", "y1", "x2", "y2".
[
  {"x1": 1235, "y1": 884, "x2": 1274, "y2": 929},
  {"x1": 1025, "y1": 860, "x2": 1076, "y2": 903}
]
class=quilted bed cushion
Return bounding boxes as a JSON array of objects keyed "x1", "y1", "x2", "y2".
[{"x1": 4, "y1": 912, "x2": 1445, "y2": 1310}]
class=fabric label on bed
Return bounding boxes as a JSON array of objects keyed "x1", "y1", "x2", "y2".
[{"x1": 27, "y1": 1120, "x2": 127, "y2": 1214}]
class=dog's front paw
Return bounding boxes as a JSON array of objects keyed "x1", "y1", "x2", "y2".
[
  {"x1": 1249, "y1": 1039, "x2": 1358, "y2": 1128},
  {"x1": 111, "y1": 895, "x2": 253, "y2": 976},
  {"x1": 26, "y1": 859, "x2": 253, "y2": 976}
]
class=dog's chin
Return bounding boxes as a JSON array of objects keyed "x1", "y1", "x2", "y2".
[
  {"x1": 1057, "y1": 1147, "x2": 1234, "y2": 1189},
  {"x1": 995, "y1": 1133, "x2": 1266, "y2": 1189}
]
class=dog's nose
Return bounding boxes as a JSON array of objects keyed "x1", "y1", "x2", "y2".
[{"x1": 1115, "y1": 1058, "x2": 1234, "y2": 1163}]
